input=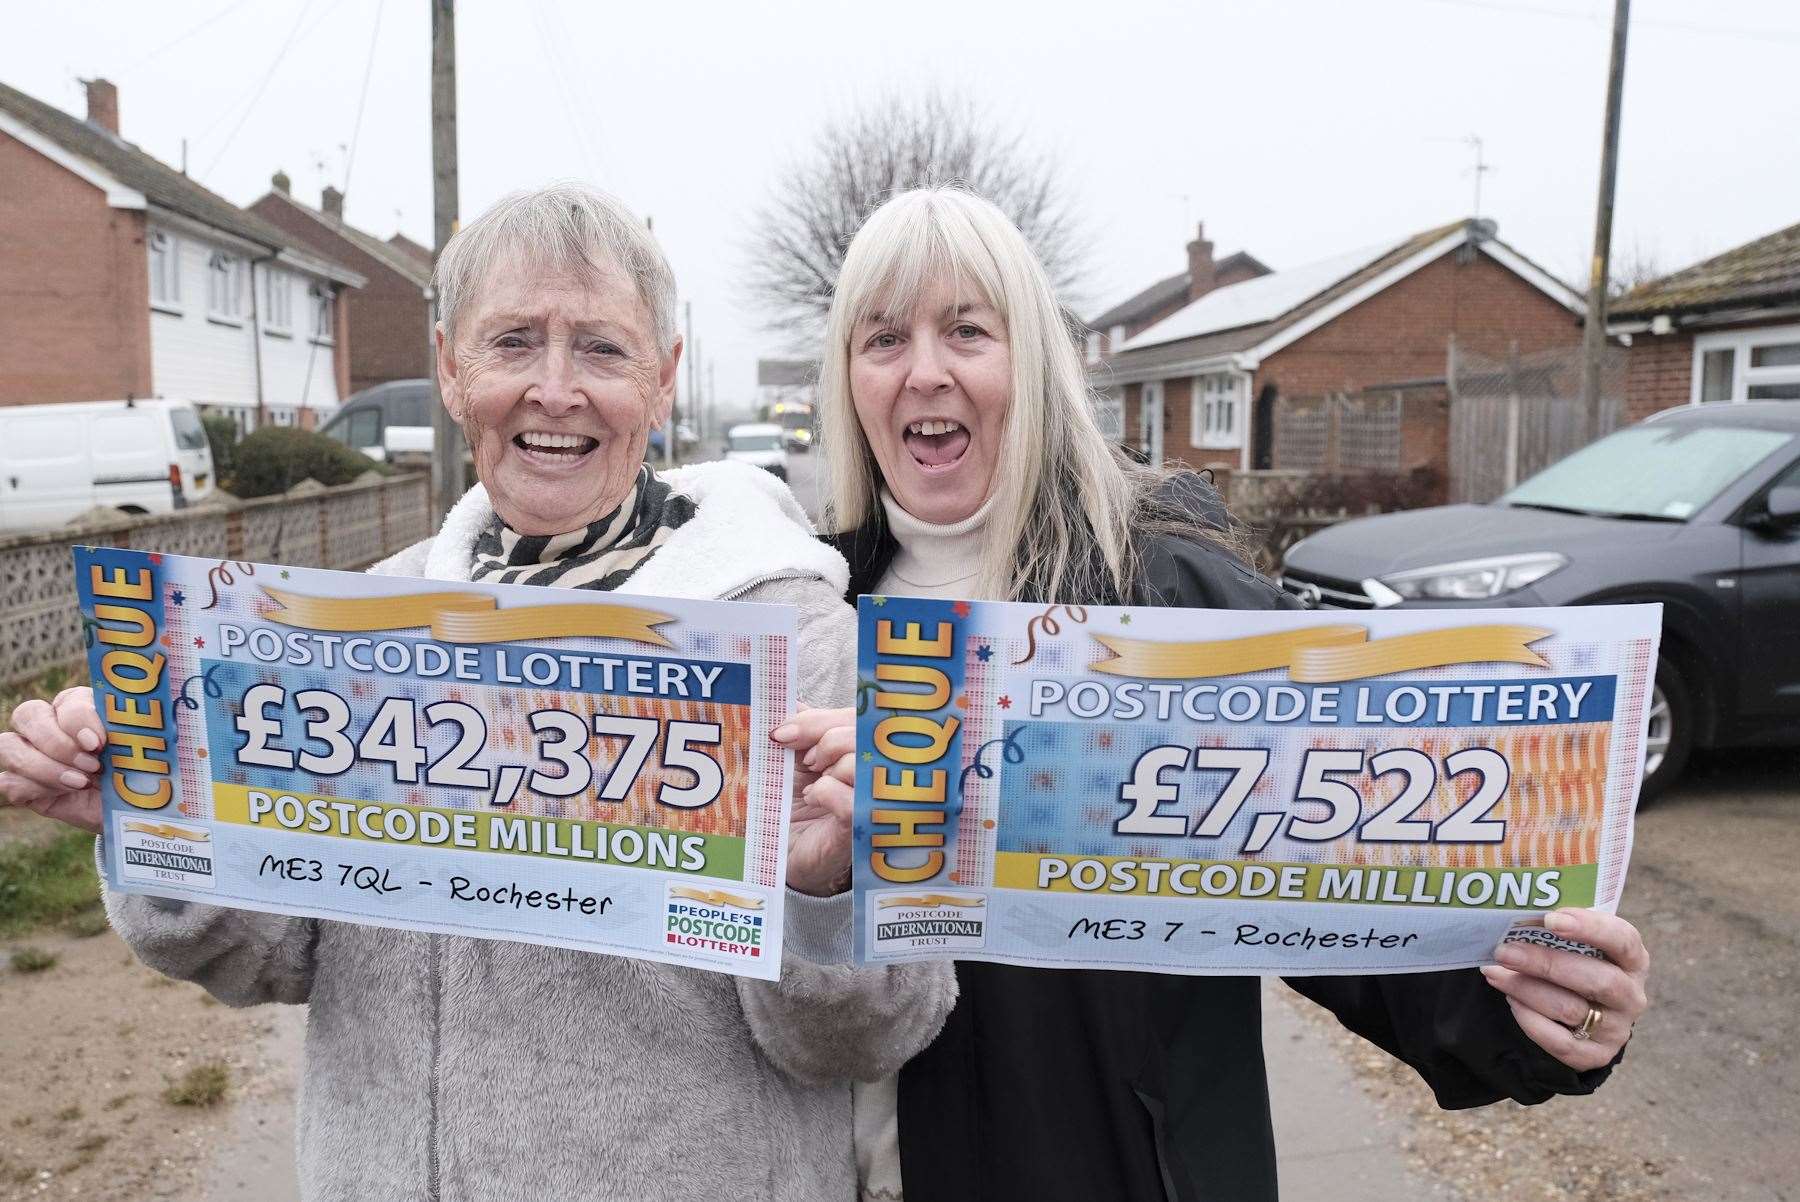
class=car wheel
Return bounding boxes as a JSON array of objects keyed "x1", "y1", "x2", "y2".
[{"x1": 1639, "y1": 652, "x2": 1692, "y2": 804}]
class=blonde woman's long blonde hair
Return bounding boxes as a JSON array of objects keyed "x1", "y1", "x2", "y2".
[{"x1": 820, "y1": 186, "x2": 1217, "y2": 604}]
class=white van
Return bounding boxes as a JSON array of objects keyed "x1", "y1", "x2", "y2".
[
  {"x1": 724, "y1": 422, "x2": 789, "y2": 481},
  {"x1": 0, "y1": 399, "x2": 215, "y2": 533}
]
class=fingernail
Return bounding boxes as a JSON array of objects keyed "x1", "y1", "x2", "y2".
[
  {"x1": 771, "y1": 725, "x2": 796, "y2": 743},
  {"x1": 1478, "y1": 964, "x2": 1503, "y2": 980},
  {"x1": 802, "y1": 752, "x2": 818, "y2": 770},
  {"x1": 1544, "y1": 910, "x2": 1577, "y2": 933},
  {"x1": 75, "y1": 754, "x2": 101, "y2": 774},
  {"x1": 60, "y1": 770, "x2": 89, "y2": 790},
  {"x1": 77, "y1": 730, "x2": 101, "y2": 751},
  {"x1": 1495, "y1": 943, "x2": 1527, "y2": 966}
]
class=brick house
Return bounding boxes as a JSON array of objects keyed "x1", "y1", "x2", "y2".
[
  {"x1": 1082, "y1": 225, "x2": 1269, "y2": 440},
  {"x1": 1608, "y1": 220, "x2": 1800, "y2": 421},
  {"x1": 1093, "y1": 218, "x2": 1585, "y2": 485},
  {"x1": 0, "y1": 78, "x2": 365, "y2": 430},
  {"x1": 250, "y1": 175, "x2": 433, "y2": 396}
]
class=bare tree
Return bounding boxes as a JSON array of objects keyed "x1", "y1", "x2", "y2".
[
  {"x1": 1608, "y1": 239, "x2": 1666, "y2": 300},
  {"x1": 744, "y1": 90, "x2": 1090, "y2": 344}
]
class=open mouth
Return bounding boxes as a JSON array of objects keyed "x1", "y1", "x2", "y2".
[
  {"x1": 902, "y1": 418, "x2": 970, "y2": 471},
  {"x1": 513, "y1": 430, "x2": 599, "y2": 465}
]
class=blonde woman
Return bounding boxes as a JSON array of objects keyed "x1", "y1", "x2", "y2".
[{"x1": 787, "y1": 187, "x2": 1652, "y2": 1202}]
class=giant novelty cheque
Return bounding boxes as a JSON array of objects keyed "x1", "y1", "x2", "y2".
[
  {"x1": 76, "y1": 547, "x2": 795, "y2": 981},
  {"x1": 853, "y1": 596, "x2": 1660, "y2": 975}
]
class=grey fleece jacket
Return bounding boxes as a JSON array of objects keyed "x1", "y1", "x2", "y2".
[{"x1": 101, "y1": 461, "x2": 957, "y2": 1202}]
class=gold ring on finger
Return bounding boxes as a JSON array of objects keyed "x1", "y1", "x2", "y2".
[{"x1": 1571, "y1": 1003, "x2": 1603, "y2": 1041}]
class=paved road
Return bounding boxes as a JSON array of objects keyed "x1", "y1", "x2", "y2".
[
  {"x1": 1569, "y1": 747, "x2": 1800, "y2": 1199},
  {"x1": 783, "y1": 449, "x2": 824, "y2": 526}
]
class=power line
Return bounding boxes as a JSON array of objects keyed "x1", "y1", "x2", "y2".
[
  {"x1": 195, "y1": 0, "x2": 315, "y2": 158},
  {"x1": 342, "y1": 0, "x2": 387, "y2": 198},
  {"x1": 527, "y1": 2, "x2": 605, "y2": 183},
  {"x1": 1412, "y1": 0, "x2": 1800, "y2": 44},
  {"x1": 124, "y1": 0, "x2": 260, "y2": 72},
  {"x1": 198, "y1": 0, "x2": 355, "y2": 181},
  {"x1": 542, "y1": 0, "x2": 628, "y2": 192}
]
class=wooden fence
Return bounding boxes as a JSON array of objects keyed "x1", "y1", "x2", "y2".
[
  {"x1": 0, "y1": 473, "x2": 432, "y2": 688},
  {"x1": 1448, "y1": 344, "x2": 1626, "y2": 504}
]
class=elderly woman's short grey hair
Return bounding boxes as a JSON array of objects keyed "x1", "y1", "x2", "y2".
[{"x1": 433, "y1": 182, "x2": 679, "y2": 352}]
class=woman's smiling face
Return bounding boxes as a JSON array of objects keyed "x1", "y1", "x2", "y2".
[
  {"x1": 437, "y1": 264, "x2": 677, "y2": 535},
  {"x1": 849, "y1": 277, "x2": 1011, "y2": 525}
]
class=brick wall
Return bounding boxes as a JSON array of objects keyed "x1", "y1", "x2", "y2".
[
  {"x1": 1622, "y1": 331, "x2": 1694, "y2": 424},
  {"x1": 1257, "y1": 249, "x2": 1580, "y2": 398},
  {"x1": 250, "y1": 196, "x2": 431, "y2": 395},
  {"x1": 0, "y1": 132, "x2": 152, "y2": 405},
  {"x1": 1247, "y1": 249, "x2": 1576, "y2": 482}
]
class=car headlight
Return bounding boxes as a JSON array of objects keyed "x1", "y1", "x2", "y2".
[{"x1": 1380, "y1": 553, "x2": 1567, "y2": 601}]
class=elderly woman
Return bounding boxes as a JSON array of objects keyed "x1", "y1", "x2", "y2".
[
  {"x1": 787, "y1": 187, "x2": 1652, "y2": 1202},
  {"x1": 0, "y1": 183, "x2": 954, "y2": 1202}
]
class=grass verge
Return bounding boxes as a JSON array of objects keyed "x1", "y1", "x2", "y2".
[
  {"x1": 164, "y1": 1062, "x2": 230, "y2": 1108},
  {"x1": 0, "y1": 828, "x2": 101, "y2": 940},
  {"x1": 10, "y1": 946, "x2": 58, "y2": 973}
]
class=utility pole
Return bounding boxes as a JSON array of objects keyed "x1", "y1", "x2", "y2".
[
  {"x1": 1579, "y1": 0, "x2": 1630, "y2": 445},
  {"x1": 676, "y1": 302, "x2": 693, "y2": 467},
  {"x1": 429, "y1": 0, "x2": 462, "y2": 523}
]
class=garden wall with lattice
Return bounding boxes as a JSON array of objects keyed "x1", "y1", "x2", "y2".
[{"x1": 1, "y1": 473, "x2": 431, "y2": 687}]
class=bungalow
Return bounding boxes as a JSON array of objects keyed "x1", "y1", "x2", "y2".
[
  {"x1": 1608, "y1": 220, "x2": 1800, "y2": 419},
  {"x1": 1092, "y1": 218, "x2": 1585, "y2": 483},
  {"x1": 0, "y1": 78, "x2": 364, "y2": 430}
]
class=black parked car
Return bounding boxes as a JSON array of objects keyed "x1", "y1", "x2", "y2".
[
  {"x1": 1279, "y1": 402, "x2": 1800, "y2": 798},
  {"x1": 320, "y1": 379, "x2": 436, "y2": 465}
]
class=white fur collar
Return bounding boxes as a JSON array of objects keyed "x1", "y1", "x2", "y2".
[{"x1": 421, "y1": 461, "x2": 847, "y2": 601}]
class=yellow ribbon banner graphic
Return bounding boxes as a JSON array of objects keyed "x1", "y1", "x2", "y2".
[
  {"x1": 123, "y1": 821, "x2": 209, "y2": 841},
  {"x1": 876, "y1": 894, "x2": 987, "y2": 910},
  {"x1": 262, "y1": 586, "x2": 675, "y2": 649},
  {"x1": 668, "y1": 886, "x2": 765, "y2": 910},
  {"x1": 1090, "y1": 624, "x2": 1551, "y2": 683}
]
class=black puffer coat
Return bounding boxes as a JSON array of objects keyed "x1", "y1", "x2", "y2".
[{"x1": 829, "y1": 481, "x2": 1615, "y2": 1202}]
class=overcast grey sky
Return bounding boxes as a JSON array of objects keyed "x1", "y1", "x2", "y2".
[{"x1": 5, "y1": 0, "x2": 1797, "y2": 412}]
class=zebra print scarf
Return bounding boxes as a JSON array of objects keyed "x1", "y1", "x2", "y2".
[{"x1": 470, "y1": 465, "x2": 697, "y2": 592}]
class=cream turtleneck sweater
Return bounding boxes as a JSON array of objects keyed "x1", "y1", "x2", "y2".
[
  {"x1": 854, "y1": 489, "x2": 993, "y2": 1202},
  {"x1": 875, "y1": 487, "x2": 994, "y2": 599}
]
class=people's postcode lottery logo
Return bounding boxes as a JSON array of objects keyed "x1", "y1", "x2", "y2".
[
  {"x1": 662, "y1": 883, "x2": 767, "y2": 962},
  {"x1": 117, "y1": 818, "x2": 216, "y2": 890},
  {"x1": 871, "y1": 891, "x2": 987, "y2": 952}
]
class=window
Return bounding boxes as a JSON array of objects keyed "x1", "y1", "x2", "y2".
[
  {"x1": 148, "y1": 230, "x2": 180, "y2": 309},
  {"x1": 264, "y1": 268, "x2": 293, "y2": 333},
  {"x1": 310, "y1": 285, "x2": 334, "y2": 341},
  {"x1": 1191, "y1": 372, "x2": 1245, "y2": 449},
  {"x1": 1692, "y1": 325, "x2": 1800, "y2": 405},
  {"x1": 1085, "y1": 332, "x2": 1102, "y2": 364},
  {"x1": 1699, "y1": 349, "x2": 1734, "y2": 403},
  {"x1": 1503, "y1": 425, "x2": 1793, "y2": 521},
  {"x1": 1109, "y1": 324, "x2": 1127, "y2": 354},
  {"x1": 207, "y1": 252, "x2": 243, "y2": 321},
  {"x1": 346, "y1": 408, "x2": 381, "y2": 448},
  {"x1": 170, "y1": 406, "x2": 208, "y2": 451}
]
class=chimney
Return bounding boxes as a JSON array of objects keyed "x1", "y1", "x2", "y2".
[
  {"x1": 1186, "y1": 222, "x2": 1217, "y2": 303},
  {"x1": 272, "y1": 169, "x2": 292, "y2": 195},
  {"x1": 321, "y1": 186, "x2": 344, "y2": 222},
  {"x1": 83, "y1": 78, "x2": 119, "y2": 136}
]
